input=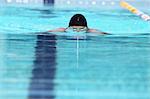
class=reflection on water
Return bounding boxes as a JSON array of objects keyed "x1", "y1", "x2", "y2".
[{"x1": 0, "y1": 33, "x2": 150, "y2": 99}]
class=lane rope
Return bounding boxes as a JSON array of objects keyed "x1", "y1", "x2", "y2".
[{"x1": 120, "y1": 1, "x2": 150, "y2": 22}]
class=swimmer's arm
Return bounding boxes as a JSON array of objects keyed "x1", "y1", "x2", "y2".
[
  {"x1": 47, "y1": 28, "x2": 66, "y2": 32},
  {"x1": 87, "y1": 29, "x2": 109, "y2": 35}
]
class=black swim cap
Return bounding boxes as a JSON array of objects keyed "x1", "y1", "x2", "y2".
[{"x1": 69, "y1": 14, "x2": 88, "y2": 27}]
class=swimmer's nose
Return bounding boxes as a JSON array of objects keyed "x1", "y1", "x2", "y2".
[{"x1": 76, "y1": 30, "x2": 80, "y2": 32}]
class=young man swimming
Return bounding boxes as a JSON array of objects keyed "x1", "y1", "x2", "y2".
[{"x1": 47, "y1": 14, "x2": 108, "y2": 34}]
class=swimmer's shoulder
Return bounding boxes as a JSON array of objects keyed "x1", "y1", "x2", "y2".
[
  {"x1": 47, "y1": 27, "x2": 67, "y2": 32},
  {"x1": 87, "y1": 28, "x2": 110, "y2": 35}
]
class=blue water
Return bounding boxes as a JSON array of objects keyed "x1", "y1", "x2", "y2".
[{"x1": 0, "y1": 5, "x2": 150, "y2": 99}]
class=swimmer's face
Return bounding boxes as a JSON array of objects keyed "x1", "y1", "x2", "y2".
[{"x1": 70, "y1": 26, "x2": 88, "y2": 32}]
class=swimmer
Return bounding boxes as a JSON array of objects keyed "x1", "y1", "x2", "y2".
[{"x1": 47, "y1": 14, "x2": 109, "y2": 35}]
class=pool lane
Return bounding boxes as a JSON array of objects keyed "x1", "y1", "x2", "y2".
[{"x1": 0, "y1": 33, "x2": 36, "y2": 99}]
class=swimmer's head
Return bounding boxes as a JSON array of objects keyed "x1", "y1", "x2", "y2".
[
  {"x1": 69, "y1": 14, "x2": 88, "y2": 27},
  {"x1": 68, "y1": 14, "x2": 88, "y2": 32}
]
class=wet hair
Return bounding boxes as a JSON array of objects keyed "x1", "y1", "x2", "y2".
[{"x1": 69, "y1": 14, "x2": 88, "y2": 27}]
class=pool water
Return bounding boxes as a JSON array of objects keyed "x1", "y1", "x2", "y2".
[{"x1": 0, "y1": 5, "x2": 150, "y2": 99}]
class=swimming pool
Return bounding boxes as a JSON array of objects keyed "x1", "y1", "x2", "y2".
[{"x1": 0, "y1": 5, "x2": 150, "y2": 99}]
